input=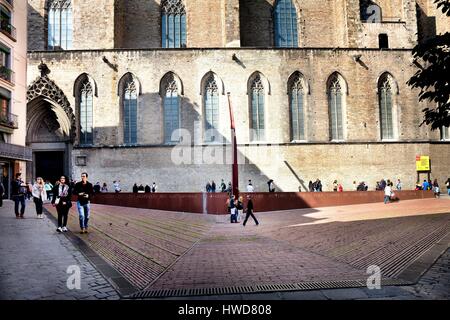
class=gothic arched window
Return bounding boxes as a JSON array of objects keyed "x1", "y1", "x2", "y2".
[
  {"x1": 79, "y1": 80, "x2": 93, "y2": 145},
  {"x1": 250, "y1": 75, "x2": 265, "y2": 141},
  {"x1": 161, "y1": 0, "x2": 187, "y2": 48},
  {"x1": 379, "y1": 74, "x2": 394, "y2": 140},
  {"x1": 274, "y1": 0, "x2": 298, "y2": 47},
  {"x1": 289, "y1": 74, "x2": 305, "y2": 141},
  {"x1": 123, "y1": 80, "x2": 138, "y2": 145},
  {"x1": 204, "y1": 75, "x2": 219, "y2": 142},
  {"x1": 47, "y1": 0, "x2": 73, "y2": 50},
  {"x1": 328, "y1": 74, "x2": 344, "y2": 141},
  {"x1": 163, "y1": 74, "x2": 181, "y2": 143}
]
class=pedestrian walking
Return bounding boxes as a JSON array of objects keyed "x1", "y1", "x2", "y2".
[
  {"x1": 333, "y1": 180, "x2": 338, "y2": 192},
  {"x1": 243, "y1": 195, "x2": 259, "y2": 226},
  {"x1": 0, "y1": 181, "x2": 4, "y2": 207},
  {"x1": 230, "y1": 195, "x2": 237, "y2": 223},
  {"x1": 32, "y1": 177, "x2": 47, "y2": 219},
  {"x1": 93, "y1": 182, "x2": 101, "y2": 193},
  {"x1": 384, "y1": 183, "x2": 392, "y2": 204},
  {"x1": 11, "y1": 173, "x2": 27, "y2": 219},
  {"x1": 52, "y1": 176, "x2": 72, "y2": 233},
  {"x1": 433, "y1": 179, "x2": 440, "y2": 199},
  {"x1": 246, "y1": 180, "x2": 254, "y2": 192},
  {"x1": 237, "y1": 196, "x2": 244, "y2": 222},
  {"x1": 446, "y1": 178, "x2": 450, "y2": 196},
  {"x1": 113, "y1": 180, "x2": 121, "y2": 193},
  {"x1": 396, "y1": 179, "x2": 402, "y2": 191},
  {"x1": 220, "y1": 179, "x2": 227, "y2": 192},
  {"x1": 73, "y1": 172, "x2": 94, "y2": 234},
  {"x1": 44, "y1": 180, "x2": 53, "y2": 201}
]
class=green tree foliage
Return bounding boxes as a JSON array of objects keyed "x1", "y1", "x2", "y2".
[{"x1": 407, "y1": 0, "x2": 450, "y2": 130}]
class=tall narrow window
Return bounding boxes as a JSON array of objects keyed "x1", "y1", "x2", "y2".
[
  {"x1": 379, "y1": 34, "x2": 389, "y2": 49},
  {"x1": 164, "y1": 75, "x2": 180, "y2": 143},
  {"x1": 79, "y1": 80, "x2": 93, "y2": 145},
  {"x1": 48, "y1": 0, "x2": 73, "y2": 50},
  {"x1": 290, "y1": 75, "x2": 305, "y2": 141},
  {"x1": 274, "y1": 0, "x2": 298, "y2": 47},
  {"x1": 379, "y1": 75, "x2": 394, "y2": 140},
  {"x1": 0, "y1": 5, "x2": 13, "y2": 38},
  {"x1": 250, "y1": 75, "x2": 265, "y2": 141},
  {"x1": 161, "y1": 0, "x2": 186, "y2": 48},
  {"x1": 123, "y1": 81, "x2": 137, "y2": 145},
  {"x1": 328, "y1": 75, "x2": 344, "y2": 141},
  {"x1": 204, "y1": 76, "x2": 219, "y2": 142},
  {"x1": 442, "y1": 126, "x2": 450, "y2": 141}
]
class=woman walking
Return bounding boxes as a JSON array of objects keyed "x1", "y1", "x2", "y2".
[
  {"x1": 32, "y1": 177, "x2": 47, "y2": 219},
  {"x1": 51, "y1": 176, "x2": 72, "y2": 233}
]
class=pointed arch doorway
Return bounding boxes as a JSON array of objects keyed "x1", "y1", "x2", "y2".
[{"x1": 26, "y1": 73, "x2": 76, "y2": 184}]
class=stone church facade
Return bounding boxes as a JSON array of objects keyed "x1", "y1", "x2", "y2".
[{"x1": 26, "y1": 0, "x2": 449, "y2": 192}]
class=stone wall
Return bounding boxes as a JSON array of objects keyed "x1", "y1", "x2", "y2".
[
  {"x1": 27, "y1": 0, "x2": 432, "y2": 50},
  {"x1": 26, "y1": 48, "x2": 449, "y2": 192}
]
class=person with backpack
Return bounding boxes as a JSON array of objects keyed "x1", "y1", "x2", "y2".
[{"x1": 11, "y1": 173, "x2": 28, "y2": 218}]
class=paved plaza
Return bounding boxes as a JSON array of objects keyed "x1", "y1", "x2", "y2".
[{"x1": 0, "y1": 196, "x2": 449, "y2": 300}]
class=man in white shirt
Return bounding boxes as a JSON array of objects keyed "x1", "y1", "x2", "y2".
[
  {"x1": 246, "y1": 180, "x2": 254, "y2": 192},
  {"x1": 384, "y1": 184, "x2": 392, "y2": 204}
]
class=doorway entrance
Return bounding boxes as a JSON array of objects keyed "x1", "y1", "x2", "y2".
[{"x1": 34, "y1": 151, "x2": 65, "y2": 184}]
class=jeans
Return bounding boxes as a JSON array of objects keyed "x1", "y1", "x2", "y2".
[
  {"x1": 33, "y1": 197, "x2": 43, "y2": 215},
  {"x1": 448, "y1": 189, "x2": 450, "y2": 196},
  {"x1": 384, "y1": 195, "x2": 390, "y2": 204},
  {"x1": 14, "y1": 195, "x2": 26, "y2": 216},
  {"x1": 77, "y1": 202, "x2": 90, "y2": 229}
]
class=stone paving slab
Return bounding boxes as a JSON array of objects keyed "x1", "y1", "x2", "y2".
[{"x1": 0, "y1": 200, "x2": 120, "y2": 300}]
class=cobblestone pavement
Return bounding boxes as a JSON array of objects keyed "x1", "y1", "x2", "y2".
[
  {"x1": 45, "y1": 198, "x2": 450, "y2": 296},
  {"x1": 0, "y1": 200, "x2": 119, "y2": 300}
]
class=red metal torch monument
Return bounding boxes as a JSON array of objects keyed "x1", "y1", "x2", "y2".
[{"x1": 227, "y1": 93, "x2": 239, "y2": 198}]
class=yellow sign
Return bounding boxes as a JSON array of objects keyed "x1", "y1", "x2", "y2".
[{"x1": 416, "y1": 155, "x2": 430, "y2": 171}]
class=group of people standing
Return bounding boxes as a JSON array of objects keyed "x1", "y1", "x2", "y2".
[
  {"x1": 10, "y1": 172, "x2": 94, "y2": 234},
  {"x1": 227, "y1": 194, "x2": 259, "y2": 226},
  {"x1": 132, "y1": 182, "x2": 158, "y2": 193}
]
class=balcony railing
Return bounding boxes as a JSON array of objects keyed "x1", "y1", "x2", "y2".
[
  {"x1": 0, "y1": 66, "x2": 14, "y2": 84},
  {"x1": 0, "y1": 142, "x2": 32, "y2": 162},
  {"x1": 0, "y1": 20, "x2": 16, "y2": 41},
  {"x1": 0, "y1": 112, "x2": 18, "y2": 129}
]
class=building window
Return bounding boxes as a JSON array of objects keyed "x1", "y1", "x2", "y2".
[
  {"x1": 379, "y1": 74, "x2": 395, "y2": 140},
  {"x1": 123, "y1": 81, "x2": 137, "y2": 145},
  {"x1": 442, "y1": 126, "x2": 449, "y2": 141},
  {"x1": 289, "y1": 74, "x2": 305, "y2": 141},
  {"x1": 0, "y1": 43, "x2": 12, "y2": 83},
  {"x1": 379, "y1": 34, "x2": 389, "y2": 49},
  {"x1": 0, "y1": 5, "x2": 14, "y2": 38},
  {"x1": 79, "y1": 80, "x2": 93, "y2": 145},
  {"x1": 274, "y1": 0, "x2": 298, "y2": 48},
  {"x1": 204, "y1": 75, "x2": 219, "y2": 142},
  {"x1": 0, "y1": 89, "x2": 10, "y2": 121},
  {"x1": 47, "y1": 0, "x2": 73, "y2": 50},
  {"x1": 161, "y1": 0, "x2": 186, "y2": 48},
  {"x1": 163, "y1": 75, "x2": 180, "y2": 143},
  {"x1": 328, "y1": 74, "x2": 344, "y2": 141},
  {"x1": 250, "y1": 75, "x2": 265, "y2": 141}
]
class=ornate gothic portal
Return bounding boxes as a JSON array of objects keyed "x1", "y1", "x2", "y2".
[{"x1": 26, "y1": 71, "x2": 76, "y2": 183}]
